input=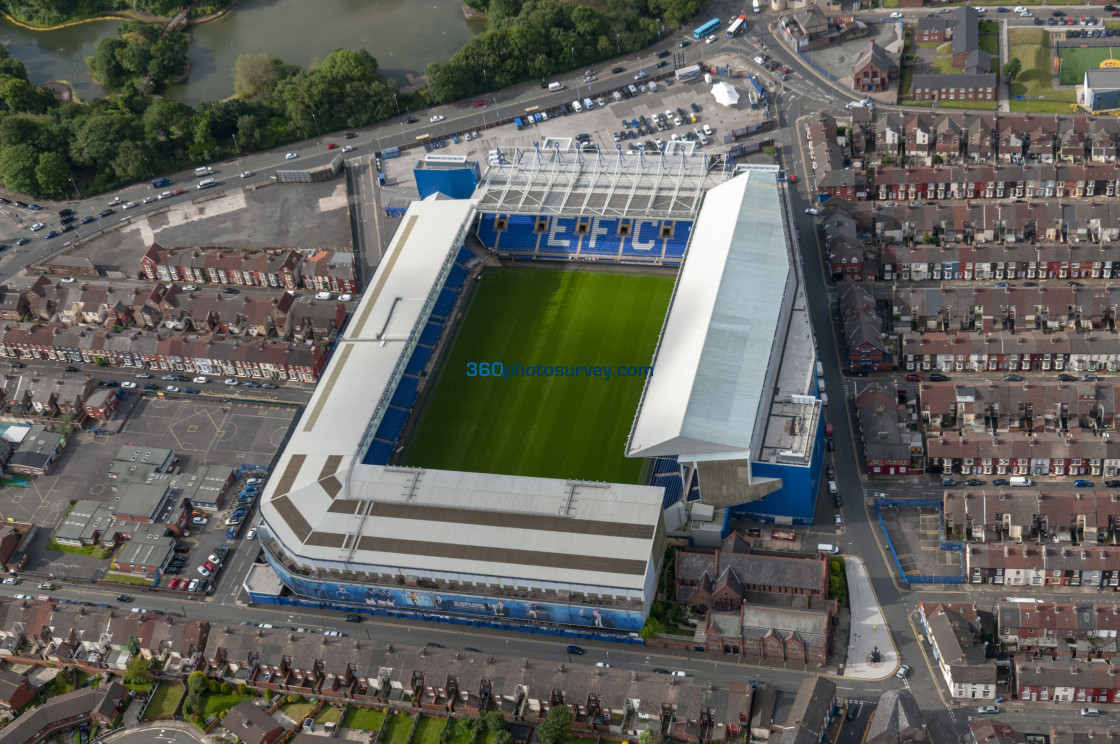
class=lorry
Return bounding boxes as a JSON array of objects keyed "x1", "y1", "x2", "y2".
[
  {"x1": 152, "y1": 177, "x2": 171, "y2": 188},
  {"x1": 1010, "y1": 476, "x2": 1034, "y2": 487}
]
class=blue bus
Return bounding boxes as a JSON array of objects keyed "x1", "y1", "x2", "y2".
[{"x1": 693, "y1": 17, "x2": 720, "y2": 39}]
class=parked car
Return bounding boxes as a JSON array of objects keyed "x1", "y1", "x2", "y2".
[
  {"x1": 191, "y1": 516, "x2": 207, "y2": 525},
  {"x1": 992, "y1": 478, "x2": 1009, "y2": 486},
  {"x1": 1075, "y1": 479, "x2": 1095, "y2": 488},
  {"x1": 979, "y1": 706, "x2": 1000, "y2": 714},
  {"x1": 906, "y1": 373, "x2": 922, "y2": 381}
]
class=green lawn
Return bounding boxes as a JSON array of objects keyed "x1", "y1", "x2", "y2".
[
  {"x1": 979, "y1": 22, "x2": 1000, "y2": 81},
  {"x1": 47, "y1": 539, "x2": 111, "y2": 558},
  {"x1": 1058, "y1": 43, "x2": 1120, "y2": 85},
  {"x1": 402, "y1": 269, "x2": 673, "y2": 483},
  {"x1": 103, "y1": 572, "x2": 154, "y2": 586},
  {"x1": 382, "y1": 713, "x2": 415, "y2": 744},
  {"x1": 44, "y1": 670, "x2": 88, "y2": 698},
  {"x1": 281, "y1": 702, "x2": 316, "y2": 723},
  {"x1": 444, "y1": 720, "x2": 476, "y2": 744},
  {"x1": 414, "y1": 716, "x2": 446, "y2": 744},
  {"x1": 145, "y1": 683, "x2": 183, "y2": 719},
  {"x1": 200, "y1": 692, "x2": 254, "y2": 720},
  {"x1": 314, "y1": 706, "x2": 343, "y2": 724},
  {"x1": 342, "y1": 707, "x2": 385, "y2": 731},
  {"x1": 1010, "y1": 28, "x2": 1077, "y2": 110},
  {"x1": 931, "y1": 57, "x2": 962, "y2": 74}
]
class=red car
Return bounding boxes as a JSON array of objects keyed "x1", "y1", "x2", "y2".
[
  {"x1": 326, "y1": 143, "x2": 338, "y2": 150},
  {"x1": 1113, "y1": 10, "x2": 1119, "y2": 16},
  {"x1": 475, "y1": 99, "x2": 487, "y2": 107},
  {"x1": 906, "y1": 373, "x2": 922, "y2": 382},
  {"x1": 173, "y1": 188, "x2": 186, "y2": 195},
  {"x1": 203, "y1": 560, "x2": 216, "y2": 572},
  {"x1": 168, "y1": 578, "x2": 180, "y2": 590},
  {"x1": 788, "y1": 174, "x2": 797, "y2": 183}
]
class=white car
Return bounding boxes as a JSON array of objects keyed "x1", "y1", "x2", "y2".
[
  {"x1": 136, "y1": 372, "x2": 151, "y2": 378},
  {"x1": 166, "y1": 386, "x2": 180, "y2": 392},
  {"x1": 187, "y1": 578, "x2": 200, "y2": 592},
  {"x1": 122, "y1": 201, "x2": 136, "y2": 209},
  {"x1": 338, "y1": 294, "x2": 353, "y2": 302},
  {"x1": 805, "y1": 208, "x2": 821, "y2": 216},
  {"x1": 246, "y1": 477, "x2": 263, "y2": 485},
  {"x1": 979, "y1": 706, "x2": 1000, "y2": 714},
  {"x1": 595, "y1": 662, "x2": 610, "y2": 667},
  {"x1": 342, "y1": 145, "x2": 354, "y2": 152},
  {"x1": 224, "y1": 378, "x2": 239, "y2": 386},
  {"x1": 3, "y1": 577, "x2": 19, "y2": 585},
  {"x1": 12, "y1": 594, "x2": 28, "y2": 600},
  {"x1": 835, "y1": 513, "x2": 843, "y2": 526},
  {"x1": 120, "y1": 381, "x2": 137, "y2": 389},
  {"x1": 324, "y1": 630, "x2": 342, "y2": 637},
  {"x1": 61, "y1": 277, "x2": 76, "y2": 283},
  {"x1": 315, "y1": 291, "x2": 332, "y2": 300},
  {"x1": 671, "y1": 671, "x2": 687, "y2": 677},
  {"x1": 702, "y1": 124, "x2": 713, "y2": 136},
  {"x1": 430, "y1": 115, "x2": 445, "y2": 123},
  {"x1": 889, "y1": 11, "x2": 903, "y2": 18},
  {"x1": 30, "y1": 223, "x2": 44, "y2": 232},
  {"x1": 246, "y1": 528, "x2": 257, "y2": 540},
  {"x1": 142, "y1": 196, "x2": 155, "y2": 204},
  {"x1": 192, "y1": 376, "x2": 208, "y2": 384},
  {"x1": 1014, "y1": 6, "x2": 1026, "y2": 11},
  {"x1": 197, "y1": 566, "x2": 211, "y2": 577},
  {"x1": 240, "y1": 171, "x2": 253, "y2": 178},
  {"x1": 158, "y1": 191, "x2": 172, "y2": 199},
  {"x1": 1019, "y1": 10, "x2": 1032, "y2": 17},
  {"x1": 191, "y1": 516, "x2": 207, "y2": 525},
  {"x1": 705, "y1": 34, "x2": 717, "y2": 43},
  {"x1": 182, "y1": 284, "x2": 197, "y2": 291},
  {"x1": 284, "y1": 152, "x2": 298, "y2": 160}
]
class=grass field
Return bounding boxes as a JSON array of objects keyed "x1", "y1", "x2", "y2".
[
  {"x1": 1010, "y1": 29, "x2": 1078, "y2": 111},
  {"x1": 1058, "y1": 44, "x2": 1120, "y2": 85},
  {"x1": 382, "y1": 713, "x2": 415, "y2": 744},
  {"x1": 341, "y1": 707, "x2": 384, "y2": 731},
  {"x1": 413, "y1": 716, "x2": 446, "y2": 744},
  {"x1": 403, "y1": 269, "x2": 674, "y2": 484}
]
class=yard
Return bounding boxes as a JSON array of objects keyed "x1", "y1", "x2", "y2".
[
  {"x1": 44, "y1": 670, "x2": 88, "y2": 698},
  {"x1": 979, "y1": 21, "x2": 1000, "y2": 81},
  {"x1": 382, "y1": 713, "x2": 415, "y2": 744},
  {"x1": 281, "y1": 701, "x2": 316, "y2": 723},
  {"x1": 443, "y1": 719, "x2": 476, "y2": 744},
  {"x1": 341, "y1": 707, "x2": 385, "y2": 731},
  {"x1": 145, "y1": 683, "x2": 183, "y2": 720},
  {"x1": 47, "y1": 539, "x2": 111, "y2": 558},
  {"x1": 314, "y1": 706, "x2": 343, "y2": 724},
  {"x1": 413, "y1": 716, "x2": 446, "y2": 744},
  {"x1": 1010, "y1": 28, "x2": 1078, "y2": 112},
  {"x1": 199, "y1": 691, "x2": 254, "y2": 720},
  {"x1": 103, "y1": 572, "x2": 154, "y2": 586}
]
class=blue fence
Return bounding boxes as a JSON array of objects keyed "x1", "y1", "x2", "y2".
[
  {"x1": 797, "y1": 50, "x2": 838, "y2": 82},
  {"x1": 875, "y1": 497, "x2": 965, "y2": 585}
]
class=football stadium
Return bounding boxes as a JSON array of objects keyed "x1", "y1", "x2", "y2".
[{"x1": 249, "y1": 149, "x2": 824, "y2": 636}]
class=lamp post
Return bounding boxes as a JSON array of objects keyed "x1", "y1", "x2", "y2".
[
  {"x1": 616, "y1": 33, "x2": 621, "y2": 53},
  {"x1": 394, "y1": 93, "x2": 403, "y2": 138},
  {"x1": 657, "y1": 18, "x2": 662, "y2": 39},
  {"x1": 309, "y1": 110, "x2": 325, "y2": 165},
  {"x1": 68, "y1": 177, "x2": 81, "y2": 200}
]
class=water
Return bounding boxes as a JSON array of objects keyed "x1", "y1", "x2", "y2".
[{"x1": 1, "y1": 0, "x2": 482, "y2": 105}]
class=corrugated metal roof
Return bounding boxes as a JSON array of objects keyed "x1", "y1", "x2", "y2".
[{"x1": 627, "y1": 170, "x2": 792, "y2": 459}]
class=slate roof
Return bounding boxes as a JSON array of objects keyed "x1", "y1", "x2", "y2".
[{"x1": 866, "y1": 689, "x2": 925, "y2": 744}]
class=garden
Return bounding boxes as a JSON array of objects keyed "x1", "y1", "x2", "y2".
[
  {"x1": 341, "y1": 706, "x2": 386, "y2": 732},
  {"x1": 144, "y1": 683, "x2": 184, "y2": 720}
]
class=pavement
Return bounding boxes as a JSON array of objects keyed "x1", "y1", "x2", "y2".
[{"x1": 843, "y1": 557, "x2": 898, "y2": 680}]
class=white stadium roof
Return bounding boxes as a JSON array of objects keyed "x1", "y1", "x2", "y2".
[
  {"x1": 258, "y1": 196, "x2": 664, "y2": 596},
  {"x1": 626, "y1": 170, "x2": 792, "y2": 461}
]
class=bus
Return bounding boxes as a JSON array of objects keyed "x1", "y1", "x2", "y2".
[
  {"x1": 727, "y1": 14, "x2": 746, "y2": 37},
  {"x1": 693, "y1": 17, "x2": 720, "y2": 39}
]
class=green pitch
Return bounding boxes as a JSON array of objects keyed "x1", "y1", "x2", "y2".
[
  {"x1": 402, "y1": 268, "x2": 674, "y2": 484},
  {"x1": 1058, "y1": 46, "x2": 1119, "y2": 86}
]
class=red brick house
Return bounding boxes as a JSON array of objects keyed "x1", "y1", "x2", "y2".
[
  {"x1": 840, "y1": 282, "x2": 891, "y2": 372},
  {"x1": 0, "y1": 669, "x2": 36, "y2": 712},
  {"x1": 222, "y1": 701, "x2": 285, "y2": 744},
  {"x1": 82, "y1": 387, "x2": 119, "y2": 423},
  {"x1": 1016, "y1": 660, "x2": 1120, "y2": 703}
]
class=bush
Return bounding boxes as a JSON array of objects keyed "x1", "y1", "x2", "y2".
[
  {"x1": 208, "y1": 679, "x2": 220, "y2": 694},
  {"x1": 265, "y1": 688, "x2": 275, "y2": 700},
  {"x1": 220, "y1": 683, "x2": 231, "y2": 694},
  {"x1": 237, "y1": 683, "x2": 247, "y2": 695},
  {"x1": 639, "y1": 617, "x2": 666, "y2": 638}
]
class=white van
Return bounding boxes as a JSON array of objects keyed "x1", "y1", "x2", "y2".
[
  {"x1": 821, "y1": 393, "x2": 829, "y2": 406},
  {"x1": 817, "y1": 543, "x2": 840, "y2": 555},
  {"x1": 194, "y1": 166, "x2": 213, "y2": 176},
  {"x1": 197, "y1": 178, "x2": 215, "y2": 189},
  {"x1": 628, "y1": 84, "x2": 639, "y2": 96},
  {"x1": 315, "y1": 291, "x2": 332, "y2": 300},
  {"x1": 1010, "y1": 476, "x2": 1034, "y2": 487},
  {"x1": 818, "y1": 377, "x2": 826, "y2": 393},
  {"x1": 816, "y1": 361, "x2": 824, "y2": 377},
  {"x1": 571, "y1": 100, "x2": 583, "y2": 113},
  {"x1": 548, "y1": 82, "x2": 564, "y2": 91}
]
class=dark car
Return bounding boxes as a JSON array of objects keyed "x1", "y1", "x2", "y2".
[
  {"x1": 9, "y1": 361, "x2": 24, "y2": 368},
  {"x1": 80, "y1": 216, "x2": 95, "y2": 224},
  {"x1": 59, "y1": 215, "x2": 75, "y2": 225},
  {"x1": 345, "y1": 614, "x2": 362, "y2": 623},
  {"x1": 164, "y1": 566, "x2": 180, "y2": 575},
  {"x1": 64, "y1": 366, "x2": 78, "y2": 372},
  {"x1": 1068, "y1": 281, "x2": 1084, "y2": 287},
  {"x1": 262, "y1": 383, "x2": 279, "y2": 389},
  {"x1": 99, "y1": 209, "x2": 114, "y2": 218},
  {"x1": 1059, "y1": 373, "x2": 1077, "y2": 381},
  {"x1": 567, "y1": 645, "x2": 585, "y2": 655},
  {"x1": 1003, "y1": 374, "x2": 1024, "y2": 382},
  {"x1": 827, "y1": 438, "x2": 835, "y2": 451},
  {"x1": 464, "y1": 647, "x2": 483, "y2": 653},
  {"x1": 965, "y1": 478, "x2": 982, "y2": 486},
  {"x1": 611, "y1": 66, "x2": 625, "y2": 74},
  {"x1": 1106, "y1": 480, "x2": 1120, "y2": 488},
  {"x1": 691, "y1": 102, "x2": 700, "y2": 113},
  {"x1": 992, "y1": 478, "x2": 1009, "y2": 486},
  {"x1": 14, "y1": 238, "x2": 29, "y2": 246},
  {"x1": 174, "y1": 544, "x2": 190, "y2": 554},
  {"x1": 344, "y1": 132, "x2": 357, "y2": 139},
  {"x1": 60, "y1": 224, "x2": 74, "y2": 233},
  {"x1": 142, "y1": 384, "x2": 158, "y2": 391},
  {"x1": 184, "y1": 387, "x2": 200, "y2": 394},
  {"x1": 406, "y1": 117, "x2": 419, "y2": 124},
  {"x1": 117, "y1": 594, "x2": 133, "y2": 602},
  {"x1": 826, "y1": 464, "x2": 835, "y2": 479},
  {"x1": 426, "y1": 642, "x2": 445, "y2": 648},
  {"x1": 43, "y1": 230, "x2": 58, "y2": 239},
  {"x1": 101, "y1": 380, "x2": 118, "y2": 387},
  {"x1": 833, "y1": 494, "x2": 842, "y2": 508},
  {"x1": 929, "y1": 373, "x2": 950, "y2": 381},
  {"x1": 656, "y1": 61, "x2": 668, "y2": 68},
  {"x1": 222, "y1": 287, "x2": 240, "y2": 295},
  {"x1": 652, "y1": 667, "x2": 671, "y2": 674}
]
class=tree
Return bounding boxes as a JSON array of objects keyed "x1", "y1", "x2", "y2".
[
  {"x1": 185, "y1": 671, "x2": 209, "y2": 715},
  {"x1": 639, "y1": 617, "x2": 666, "y2": 638},
  {"x1": 539, "y1": 705, "x2": 574, "y2": 744},
  {"x1": 35, "y1": 152, "x2": 71, "y2": 197},
  {"x1": 124, "y1": 654, "x2": 151, "y2": 686},
  {"x1": 265, "y1": 688, "x2": 275, "y2": 700},
  {"x1": 1004, "y1": 57, "x2": 1022, "y2": 83},
  {"x1": 495, "y1": 732, "x2": 514, "y2": 744},
  {"x1": 0, "y1": 144, "x2": 40, "y2": 195},
  {"x1": 87, "y1": 37, "x2": 129, "y2": 88}
]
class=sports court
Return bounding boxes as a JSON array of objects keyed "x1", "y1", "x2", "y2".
[
  {"x1": 1058, "y1": 46, "x2": 1120, "y2": 85},
  {"x1": 402, "y1": 268, "x2": 674, "y2": 484}
]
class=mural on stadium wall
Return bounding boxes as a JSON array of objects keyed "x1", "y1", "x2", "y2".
[{"x1": 269, "y1": 557, "x2": 644, "y2": 631}]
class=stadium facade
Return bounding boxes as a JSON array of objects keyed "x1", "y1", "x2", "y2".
[{"x1": 251, "y1": 153, "x2": 824, "y2": 635}]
